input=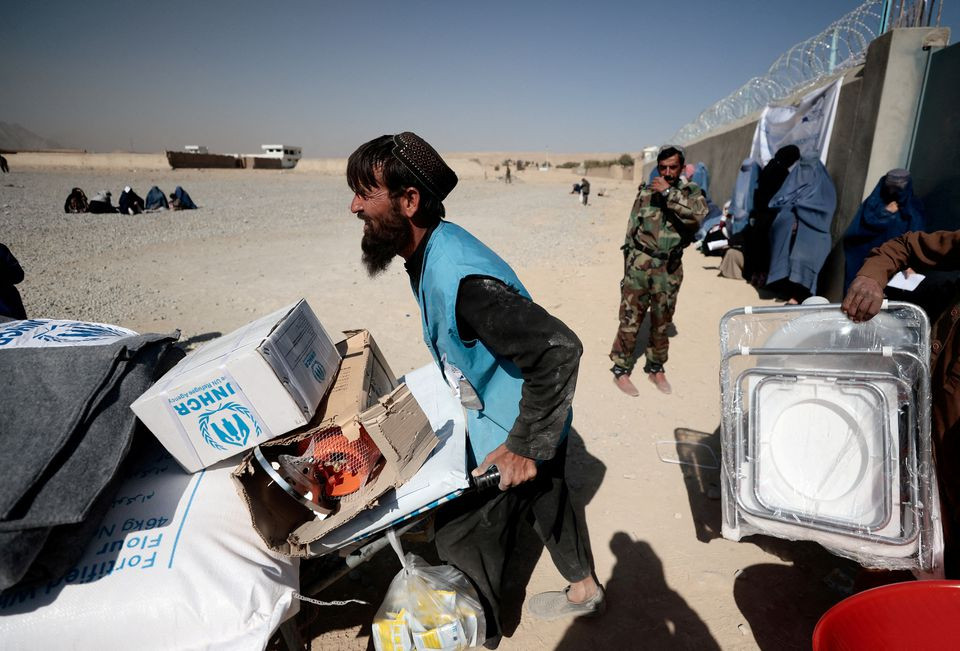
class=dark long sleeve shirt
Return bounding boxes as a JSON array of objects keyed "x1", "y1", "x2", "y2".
[
  {"x1": 857, "y1": 229, "x2": 960, "y2": 374},
  {"x1": 405, "y1": 226, "x2": 581, "y2": 461}
]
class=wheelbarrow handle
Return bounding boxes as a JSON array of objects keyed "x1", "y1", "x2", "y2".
[{"x1": 469, "y1": 465, "x2": 501, "y2": 491}]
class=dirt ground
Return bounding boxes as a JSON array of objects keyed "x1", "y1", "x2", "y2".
[{"x1": 3, "y1": 164, "x2": 859, "y2": 650}]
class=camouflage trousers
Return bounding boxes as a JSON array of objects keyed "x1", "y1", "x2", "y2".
[{"x1": 609, "y1": 251, "x2": 683, "y2": 373}]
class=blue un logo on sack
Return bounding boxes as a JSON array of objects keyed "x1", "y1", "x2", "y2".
[
  {"x1": 304, "y1": 351, "x2": 326, "y2": 383},
  {"x1": 33, "y1": 321, "x2": 131, "y2": 343},
  {"x1": 197, "y1": 402, "x2": 263, "y2": 450}
]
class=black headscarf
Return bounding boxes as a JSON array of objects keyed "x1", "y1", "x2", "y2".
[{"x1": 753, "y1": 145, "x2": 801, "y2": 213}]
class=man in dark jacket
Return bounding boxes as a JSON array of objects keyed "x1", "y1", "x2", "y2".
[
  {"x1": 346, "y1": 132, "x2": 602, "y2": 645},
  {"x1": 844, "y1": 230, "x2": 960, "y2": 577}
]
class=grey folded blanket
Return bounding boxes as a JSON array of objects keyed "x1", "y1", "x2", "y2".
[{"x1": 0, "y1": 333, "x2": 178, "y2": 591}]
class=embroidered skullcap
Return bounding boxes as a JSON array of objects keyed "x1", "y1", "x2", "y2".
[{"x1": 391, "y1": 132, "x2": 458, "y2": 200}]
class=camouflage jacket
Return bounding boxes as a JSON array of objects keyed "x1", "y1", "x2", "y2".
[{"x1": 622, "y1": 180, "x2": 709, "y2": 256}]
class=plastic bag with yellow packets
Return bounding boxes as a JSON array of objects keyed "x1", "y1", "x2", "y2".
[{"x1": 372, "y1": 529, "x2": 486, "y2": 650}]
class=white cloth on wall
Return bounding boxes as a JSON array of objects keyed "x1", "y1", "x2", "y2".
[{"x1": 751, "y1": 78, "x2": 843, "y2": 166}]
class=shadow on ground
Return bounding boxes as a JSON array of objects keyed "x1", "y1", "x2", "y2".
[
  {"x1": 178, "y1": 331, "x2": 222, "y2": 351},
  {"x1": 555, "y1": 532, "x2": 721, "y2": 650},
  {"x1": 670, "y1": 425, "x2": 861, "y2": 650}
]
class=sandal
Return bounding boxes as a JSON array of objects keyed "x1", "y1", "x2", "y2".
[{"x1": 527, "y1": 585, "x2": 605, "y2": 621}]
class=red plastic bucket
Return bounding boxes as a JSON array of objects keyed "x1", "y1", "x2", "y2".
[{"x1": 813, "y1": 580, "x2": 960, "y2": 650}]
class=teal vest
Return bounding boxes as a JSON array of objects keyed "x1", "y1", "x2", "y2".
[{"x1": 413, "y1": 221, "x2": 532, "y2": 466}]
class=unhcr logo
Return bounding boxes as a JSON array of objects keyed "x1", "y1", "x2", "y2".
[
  {"x1": 33, "y1": 321, "x2": 131, "y2": 344},
  {"x1": 0, "y1": 320, "x2": 48, "y2": 347},
  {"x1": 304, "y1": 350, "x2": 326, "y2": 383},
  {"x1": 0, "y1": 319, "x2": 132, "y2": 347},
  {"x1": 172, "y1": 383, "x2": 263, "y2": 451},
  {"x1": 196, "y1": 402, "x2": 262, "y2": 451},
  {"x1": 173, "y1": 384, "x2": 236, "y2": 415}
]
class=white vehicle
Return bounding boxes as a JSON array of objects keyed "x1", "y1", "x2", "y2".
[{"x1": 259, "y1": 144, "x2": 302, "y2": 169}]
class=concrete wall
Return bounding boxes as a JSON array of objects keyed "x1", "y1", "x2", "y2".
[
  {"x1": 5, "y1": 152, "x2": 170, "y2": 170},
  {"x1": 861, "y1": 28, "x2": 950, "y2": 194},
  {"x1": 909, "y1": 39, "x2": 960, "y2": 233},
  {"x1": 3, "y1": 153, "x2": 486, "y2": 181},
  {"x1": 581, "y1": 164, "x2": 634, "y2": 181},
  {"x1": 292, "y1": 156, "x2": 486, "y2": 180},
  {"x1": 659, "y1": 27, "x2": 949, "y2": 300},
  {"x1": 820, "y1": 27, "x2": 948, "y2": 300},
  {"x1": 290, "y1": 158, "x2": 348, "y2": 174}
]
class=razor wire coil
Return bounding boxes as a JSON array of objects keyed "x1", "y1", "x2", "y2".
[{"x1": 669, "y1": 0, "x2": 939, "y2": 144}]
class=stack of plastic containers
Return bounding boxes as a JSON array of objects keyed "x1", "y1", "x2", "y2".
[{"x1": 719, "y1": 301, "x2": 943, "y2": 575}]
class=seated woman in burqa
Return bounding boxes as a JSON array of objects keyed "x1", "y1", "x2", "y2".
[
  {"x1": 118, "y1": 186, "x2": 145, "y2": 215},
  {"x1": 764, "y1": 157, "x2": 837, "y2": 303},
  {"x1": 741, "y1": 145, "x2": 801, "y2": 287},
  {"x1": 727, "y1": 158, "x2": 761, "y2": 236},
  {"x1": 144, "y1": 186, "x2": 169, "y2": 211},
  {"x1": 843, "y1": 169, "x2": 925, "y2": 292},
  {"x1": 169, "y1": 186, "x2": 197, "y2": 210},
  {"x1": 63, "y1": 187, "x2": 89, "y2": 213},
  {"x1": 845, "y1": 169, "x2": 960, "y2": 322},
  {"x1": 87, "y1": 190, "x2": 118, "y2": 214}
]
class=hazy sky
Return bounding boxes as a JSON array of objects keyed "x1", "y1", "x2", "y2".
[{"x1": 2, "y1": 0, "x2": 957, "y2": 155}]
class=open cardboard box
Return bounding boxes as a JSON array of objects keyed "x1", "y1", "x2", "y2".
[{"x1": 232, "y1": 330, "x2": 439, "y2": 556}]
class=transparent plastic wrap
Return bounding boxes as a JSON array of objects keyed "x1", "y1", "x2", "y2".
[
  {"x1": 373, "y1": 531, "x2": 486, "y2": 651},
  {"x1": 719, "y1": 302, "x2": 943, "y2": 575}
]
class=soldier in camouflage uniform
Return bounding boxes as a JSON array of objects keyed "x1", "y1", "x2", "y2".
[{"x1": 610, "y1": 145, "x2": 709, "y2": 396}]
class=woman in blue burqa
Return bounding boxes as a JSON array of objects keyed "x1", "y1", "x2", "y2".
[
  {"x1": 842, "y1": 168, "x2": 925, "y2": 293},
  {"x1": 844, "y1": 169, "x2": 960, "y2": 321},
  {"x1": 764, "y1": 157, "x2": 837, "y2": 303}
]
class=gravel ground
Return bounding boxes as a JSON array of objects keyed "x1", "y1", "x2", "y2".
[
  {"x1": 4, "y1": 166, "x2": 843, "y2": 651},
  {"x1": 2, "y1": 167, "x2": 616, "y2": 369}
]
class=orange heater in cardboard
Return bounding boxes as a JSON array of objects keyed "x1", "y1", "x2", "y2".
[
  {"x1": 234, "y1": 329, "x2": 439, "y2": 556},
  {"x1": 272, "y1": 426, "x2": 383, "y2": 513},
  {"x1": 300, "y1": 427, "x2": 381, "y2": 498}
]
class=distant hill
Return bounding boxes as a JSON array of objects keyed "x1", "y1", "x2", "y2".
[{"x1": 0, "y1": 122, "x2": 64, "y2": 151}]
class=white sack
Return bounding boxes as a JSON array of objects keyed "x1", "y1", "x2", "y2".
[{"x1": 0, "y1": 452, "x2": 299, "y2": 650}]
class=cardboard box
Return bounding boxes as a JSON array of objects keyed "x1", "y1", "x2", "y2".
[
  {"x1": 132, "y1": 299, "x2": 341, "y2": 472},
  {"x1": 232, "y1": 329, "x2": 439, "y2": 556}
]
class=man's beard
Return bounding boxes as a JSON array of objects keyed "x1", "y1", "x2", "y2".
[{"x1": 360, "y1": 203, "x2": 412, "y2": 276}]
